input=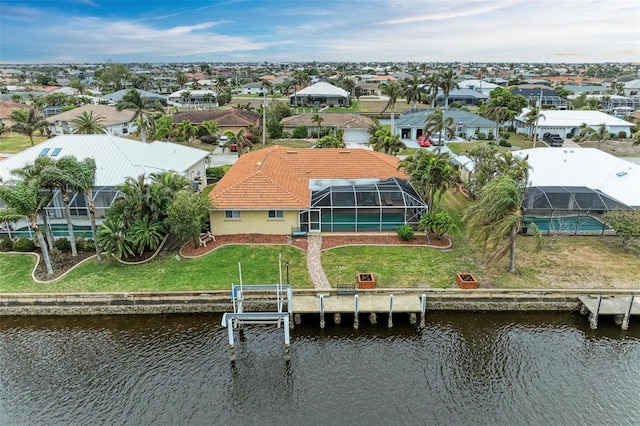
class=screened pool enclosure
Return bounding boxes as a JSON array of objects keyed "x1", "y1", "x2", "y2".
[
  {"x1": 522, "y1": 186, "x2": 629, "y2": 235},
  {"x1": 298, "y1": 177, "x2": 427, "y2": 233}
]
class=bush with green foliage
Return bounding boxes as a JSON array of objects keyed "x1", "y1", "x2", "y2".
[
  {"x1": 603, "y1": 210, "x2": 640, "y2": 247},
  {"x1": 396, "y1": 225, "x2": 414, "y2": 241},
  {"x1": 292, "y1": 125, "x2": 308, "y2": 139},
  {"x1": 487, "y1": 133, "x2": 495, "y2": 141},
  {"x1": 499, "y1": 139, "x2": 512, "y2": 147},
  {"x1": 0, "y1": 237, "x2": 13, "y2": 252},
  {"x1": 477, "y1": 133, "x2": 486, "y2": 140},
  {"x1": 54, "y1": 237, "x2": 72, "y2": 252},
  {"x1": 206, "y1": 165, "x2": 230, "y2": 181},
  {"x1": 618, "y1": 131, "x2": 627, "y2": 139},
  {"x1": 13, "y1": 238, "x2": 35, "y2": 252}
]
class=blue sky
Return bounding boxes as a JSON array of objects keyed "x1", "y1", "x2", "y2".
[{"x1": 1, "y1": 0, "x2": 638, "y2": 64}]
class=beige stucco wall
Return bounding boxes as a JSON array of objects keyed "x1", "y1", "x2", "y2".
[{"x1": 210, "y1": 209, "x2": 299, "y2": 235}]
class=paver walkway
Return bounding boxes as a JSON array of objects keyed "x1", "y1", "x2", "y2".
[{"x1": 306, "y1": 234, "x2": 331, "y2": 290}]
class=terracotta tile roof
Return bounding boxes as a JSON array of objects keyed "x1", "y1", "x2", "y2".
[
  {"x1": 280, "y1": 113, "x2": 375, "y2": 129},
  {"x1": 209, "y1": 146, "x2": 409, "y2": 209},
  {"x1": 173, "y1": 109, "x2": 260, "y2": 126},
  {"x1": 0, "y1": 101, "x2": 28, "y2": 119},
  {"x1": 45, "y1": 104, "x2": 135, "y2": 127}
]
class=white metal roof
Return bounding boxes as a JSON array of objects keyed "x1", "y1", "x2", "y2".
[
  {"x1": 516, "y1": 148, "x2": 640, "y2": 208},
  {"x1": 0, "y1": 135, "x2": 210, "y2": 186},
  {"x1": 518, "y1": 109, "x2": 633, "y2": 127},
  {"x1": 294, "y1": 82, "x2": 349, "y2": 97}
]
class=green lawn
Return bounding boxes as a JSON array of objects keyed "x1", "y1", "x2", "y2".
[
  {"x1": 0, "y1": 132, "x2": 48, "y2": 153},
  {"x1": 0, "y1": 245, "x2": 312, "y2": 293}
]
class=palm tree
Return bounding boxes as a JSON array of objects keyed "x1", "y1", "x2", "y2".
[
  {"x1": 401, "y1": 76, "x2": 426, "y2": 110},
  {"x1": 75, "y1": 158, "x2": 102, "y2": 260},
  {"x1": 176, "y1": 120, "x2": 197, "y2": 146},
  {"x1": 180, "y1": 90, "x2": 192, "y2": 110},
  {"x1": 224, "y1": 129, "x2": 252, "y2": 156},
  {"x1": 523, "y1": 107, "x2": 545, "y2": 146},
  {"x1": 200, "y1": 120, "x2": 220, "y2": 142},
  {"x1": 485, "y1": 96, "x2": 510, "y2": 140},
  {"x1": 96, "y1": 219, "x2": 133, "y2": 261},
  {"x1": 0, "y1": 179, "x2": 54, "y2": 275},
  {"x1": 424, "y1": 74, "x2": 440, "y2": 108},
  {"x1": 116, "y1": 89, "x2": 163, "y2": 143},
  {"x1": 311, "y1": 114, "x2": 323, "y2": 137},
  {"x1": 579, "y1": 123, "x2": 609, "y2": 149},
  {"x1": 69, "y1": 78, "x2": 89, "y2": 96},
  {"x1": 381, "y1": 81, "x2": 403, "y2": 135},
  {"x1": 70, "y1": 111, "x2": 107, "y2": 134},
  {"x1": 175, "y1": 71, "x2": 188, "y2": 89},
  {"x1": 314, "y1": 134, "x2": 346, "y2": 148},
  {"x1": 463, "y1": 175, "x2": 541, "y2": 274},
  {"x1": 423, "y1": 108, "x2": 455, "y2": 153},
  {"x1": 10, "y1": 107, "x2": 48, "y2": 146},
  {"x1": 153, "y1": 115, "x2": 174, "y2": 141},
  {"x1": 438, "y1": 69, "x2": 459, "y2": 109},
  {"x1": 370, "y1": 128, "x2": 405, "y2": 155}
]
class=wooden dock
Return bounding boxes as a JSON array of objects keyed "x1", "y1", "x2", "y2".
[{"x1": 578, "y1": 294, "x2": 638, "y2": 330}]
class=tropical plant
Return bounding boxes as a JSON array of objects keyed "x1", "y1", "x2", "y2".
[
  {"x1": 176, "y1": 120, "x2": 197, "y2": 146},
  {"x1": 523, "y1": 107, "x2": 545, "y2": 146},
  {"x1": 128, "y1": 215, "x2": 166, "y2": 255},
  {"x1": 579, "y1": 123, "x2": 609, "y2": 149},
  {"x1": 401, "y1": 76, "x2": 427, "y2": 110},
  {"x1": 396, "y1": 224, "x2": 414, "y2": 241},
  {"x1": 223, "y1": 129, "x2": 252, "y2": 155},
  {"x1": 424, "y1": 73, "x2": 440, "y2": 108},
  {"x1": 603, "y1": 210, "x2": 640, "y2": 247},
  {"x1": 464, "y1": 175, "x2": 542, "y2": 273},
  {"x1": 69, "y1": 78, "x2": 89, "y2": 96},
  {"x1": 10, "y1": 107, "x2": 48, "y2": 146},
  {"x1": 153, "y1": 115, "x2": 174, "y2": 141},
  {"x1": 0, "y1": 179, "x2": 54, "y2": 274},
  {"x1": 314, "y1": 134, "x2": 345, "y2": 148},
  {"x1": 166, "y1": 189, "x2": 213, "y2": 248},
  {"x1": 369, "y1": 128, "x2": 405, "y2": 155},
  {"x1": 418, "y1": 211, "x2": 456, "y2": 244},
  {"x1": 465, "y1": 144, "x2": 530, "y2": 198},
  {"x1": 96, "y1": 219, "x2": 133, "y2": 260},
  {"x1": 438, "y1": 69, "x2": 459, "y2": 109},
  {"x1": 116, "y1": 89, "x2": 163, "y2": 143},
  {"x1": 70, "y1": 111, "x2": 107, "y2": 134},
  {"x1": 311, "y1": 114, "x2": 323, "y2": 137},
  {"x1": 485, "y1": 96, "x2": 510, "y2": 140},
  {"x1": 423, "y1": 108, "x2": 455, "y2": 152},
  {"x1": 381, "y1": 80, "x2": 403, "y2": 135}
]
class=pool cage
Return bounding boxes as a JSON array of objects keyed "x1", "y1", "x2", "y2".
[
  {"x1": 299, "y1": 177, "x2": 427, "y2": 233},
  {"x1": 522, "y1": 186, "x2": 629, "y2": 235}
]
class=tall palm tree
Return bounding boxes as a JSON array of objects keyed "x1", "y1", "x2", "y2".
[
  {"x1": 463, "y1": 175, "x2": 541, "y2": 274},
  {"x1": 381, "y1": 81, "x2": 403, "y2": 135},
  {"x1": 10, "y1": 107, "x2": 48, "y2": 146},
  {"x1": 424, "y1": 73, "x2": 440, "y2": 108},
  {"x1": 176, "y1": 120, "x2": 197, "y2": 146},
  {"x1": 370, "y1": 129, "x2": 405, "y2": 155},
  {"x1": 200, "y1": 120, "x2": 220, "y2": 142},
  {"x1": 485, "y1": 96, "x2": 510, "y2": 140},
  {"x1": 69, "y1": 78, "x2": 89, "y2": 96},
  {"x1": 423, "y1": 108, "x2": 455, "y2": 153},
  {"x1": 224, "y1": 129, "x2": 252, "y2": 156},
  {"x1": 579, "y1": 123, "x2": 609, "y2": 149},
  {"x1": 401, "y1": 76, "x2": 427, "y2": 110},
  {"x1": 311, "y1": 114, "x2": 323, "y2": 137},
  {"x1": 75, "y1": 158, "x2": 102, "y2": 260},
  {"x1": 0, "y1": 179, "x2": 54, "y2": 275},
  {"x1": 70, "y1": 111, "x2": 107, "y2": 134},
  {"x1": 438, "y1": 69, "x2": 459, "y2": 109},
  {"x1": 523, "y1": 107, "x2": 545, "y2": 146},
  {"x1": 116, "y1": 89, "x2": 163, "y2": 143}
]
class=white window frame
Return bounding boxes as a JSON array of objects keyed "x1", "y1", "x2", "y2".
[
  {"x1": 225, "y1": 210, "x2": 240, "y2": 220},
  {"x1": 268, "y1": 210, "x2": 284, "y2": 220}
]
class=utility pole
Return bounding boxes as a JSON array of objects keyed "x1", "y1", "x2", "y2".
[{"x1": 532, "y1": 90, "x2": 543, "y2": 148}]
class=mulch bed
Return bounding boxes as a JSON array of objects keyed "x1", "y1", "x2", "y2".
[
  {"x1": 180, "y1": 234, "x2": 309, "y2": 257},
  {"x1": 321, "y1": 233, "x2": 451, "y2": 250},
  {"x1": 34, "y1": 250, "x2": 96, "y2": 281}
]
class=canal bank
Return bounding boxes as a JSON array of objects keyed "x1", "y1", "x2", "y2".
[{"x1": 0, "y1": 288, "x2": 635, "y2": 316}]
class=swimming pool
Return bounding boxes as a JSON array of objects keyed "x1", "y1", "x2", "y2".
[
  {"x1": 524, "y1": 215, "x2": 609, "y2": 232},
  {"x1": 8, "y1": 224, "x2": 94, "y2": 239}
]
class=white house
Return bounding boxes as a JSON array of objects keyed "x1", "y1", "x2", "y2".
[
  {"x1": 515, "y1": 109, "x2": 634, "y2": 139},
  {"x1": 167, "y1": 89, "x2": 218, "y2": 108},
  {"x1": 456, "y1": 79, "x2": 499, "y2": 97},
  {"x1": 46, "y1": 104, "x2": 137, "y2": 137},
  {"x1": 290, "y1": 82, "x2": 350, "y2": 107},
  {"x1": 241, "y1": 82, "x2": 265, "y2": 95},
  {"x1": 0, "y1": 135, "x2": 211, "y2": 232}
]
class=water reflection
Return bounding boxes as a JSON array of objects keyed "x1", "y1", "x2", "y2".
[{"x1": 1, "y1": 312, "x2": 639, "y2": 425}]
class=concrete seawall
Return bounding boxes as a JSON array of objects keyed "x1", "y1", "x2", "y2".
[{"x1": 1, "y1": 288, "x2": 635, "y2": 316}]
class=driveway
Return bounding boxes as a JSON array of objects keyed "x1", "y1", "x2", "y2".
[{"x1": 208, "y1": 146, "x2": 239, "y2": 166}]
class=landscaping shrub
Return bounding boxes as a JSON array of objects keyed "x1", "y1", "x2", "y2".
[
  {"x1": 292, "y1": 125, "x2": 308, "y2": 139},
  {"x1": 396, "y1": 225, "x2": 414, "y2": 241},
  {"x1": 206, "y1": 166, "x2": 229, "y2": 181},
  {"x1": 13, "y1": 238, "x2": 35, "y2": 252},
  {"x1": 502, "y1": 133, "x2": 511, "y2": 139},
  {"x1": 477, "y1": 133, "x2": 486, "y2": 140},
  {"x1": 54, "y1": 237, "x2": 72, "y2": 252},
  {"x1": 487, "y1": 133, "x2": 495, "y2": 141},
  {"x1": 498, "y1": 139, "x2": 511, "y2": 147},
  {"x1": 618, "y1": 131, "x2": 627, "y2": 139},
  {"x1": 0, "y1": 237, "x2": 13, "y2": 252},
  {"x1": 609, "y1": 133, "x2": 616, "y2": 139},
  {"x1": 83, "y1": 239, "x2": 96, "y2": 252}
]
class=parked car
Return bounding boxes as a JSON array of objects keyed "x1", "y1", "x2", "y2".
[
  {"x1": 417, "y1": 135, "x2": 431, "y2": 147},
  {"x1": 429, "y1": 133, "x2": 444, "y2": 146},
  {"x1": 218, "y1": 135, "x2": 229, "y2": 147},
  {"x1": 543, "y1": 133, "x2": 564, "y2": 147}
]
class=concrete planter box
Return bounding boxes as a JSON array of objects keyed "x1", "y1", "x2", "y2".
[
  {"x1": 357, "y1": 273, "x2": 375, "y2": 289},
  {"x1": 456, "y1": 272, "x2": 478, "y2": 289}
]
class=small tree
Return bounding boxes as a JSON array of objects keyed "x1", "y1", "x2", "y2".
[
  {"x1": 603, "y1": 210, "x2": 640, "y2": 247},
  {"x1": 167, "y1": 190, "x2": 213, "y2": 248}
]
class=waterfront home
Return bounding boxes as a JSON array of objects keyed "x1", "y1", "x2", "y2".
[
  {"x1": 393, "y1": 109, "x2": 496, "y2": 140},
  {"x1": 208, "y1": 146, "x2": 427, "y2": 235},
  {"x1": 280, "y1": 113, "x2": 375, "y2": 146},
  {"x1": 514, "y1": 109, "x2": 634, "y2": 139},
  {"x1": 172, "y1": 109, "x2": 260, "y2": 137},
  {"x1": 290, "y1": 82, "x2": 350, "y2": 107},
  {"x1": 46, "y1": 104, "x2": 137, "y2": 137}
]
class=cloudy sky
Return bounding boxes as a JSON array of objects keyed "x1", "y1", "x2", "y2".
[{"x1": 1, "y1": 0, "x2": 638, "y2": 64}]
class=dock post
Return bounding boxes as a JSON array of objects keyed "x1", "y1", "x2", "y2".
[
  {"x1": 334, "y1": 313, "x2": 341, "y2": 325},
  {"x1": 284, "y1": 315, "x2": 291, "y2": 361},
  {"x1": 589, "y1": 292, "x2": 602, "y2": 330},
  {"x1": 224, "y1": 314, "x2": 236, "y2": 362},
  {"x1": 369, "y1": 312, "x2": 377, "y2": 325},
  {"x1": 388, "y1": 294, "x2": 394, "y2": 328},
  {"x1": 319, "y1": 294, "x2": 326, "y2": 329},
  {"x1": 354, "y1": 294, "x2": 359, "y2": 330},
  {"x1": 622, "y1": 293, "x2": 635, "y2": 331},
  {"x1": 288, "y1": 287, "x2": 294, "y2": 329},
  {"x1": 420, "y1": 293, "x2": 426, "y2": 328}
]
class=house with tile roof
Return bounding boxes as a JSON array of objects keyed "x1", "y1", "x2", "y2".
[
  {"x1": 280, "y1": 113, "x2": 375, "y2": 146},
  {"x1": 46, "y1": 104, "x2": 137, "y2": 136},
  {"x1": 0, "y1": 135, "x2": 210, "y2": 233},
  {"x1": 0, "y1": 101, "x2": 29, "y2": 127},
  {"x1": 208, "y1": 146, "x2": 427, "y2": 235},
  {"x1": 172, "y1": 109, "x2": 260, "y2": 136}
]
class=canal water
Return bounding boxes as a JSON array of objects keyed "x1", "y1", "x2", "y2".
[{"x1": 1, "y1": 312, "x2": 639, "y2": 425}]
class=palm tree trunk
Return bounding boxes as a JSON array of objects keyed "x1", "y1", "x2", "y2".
[
  {"x1": 39, "y1": 211, "x2": 54, "y2": 251},
  {"x1": 141, "y1": 123, "x2": 147, "y2": 143},
  {"x1": 32, "y1": 222, "x2": 53, "y2": 275},
  {"x1": 63, "y1": 198, "x2": 78, "y2": 256},
  {"x1": 508, "y1": 227, "x2": 517, "y2": 274},
  {"x1": 85, "y1": 191, "x2": 102, "y2": 261},
  {"x1": 390, "y1": 106, "x2": 395, "y2": 136}
]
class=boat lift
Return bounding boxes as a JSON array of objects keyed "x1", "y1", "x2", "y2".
[{"x1": 221, "y1": 257, "x2": 293, "y2": 361}]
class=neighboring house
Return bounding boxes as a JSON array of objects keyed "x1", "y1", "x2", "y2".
[
  {"x1": 511, "y1": 84, "x2": 567, "y2": 109},
  {"x1": 456, "y1": 79, "x2": 499, "y2": 97},
  {"x1": 172, "y1": 109, "x2": 260, "y2": 135},
  {"x1": 434, "y1": 89, "x2": 489, "y2": 107},
  {"x1": 0, "y1": 101, "x2": 29, "y2": 127},
  {"x1": 208, "y1": 146, "x2": 427, "y2": 235},
  {"x1": 515, "y1": 109, "x2": 634, "y2": 139},
  {"x1": 167, "y1": 89, "x2": 218, "y2": 108},
  {"x1": 101, "y1": 88, "x2": 168, "y2": 106},
  {"x1": 0, "y1": 134, "x2": 210, "y2": 234},
  {"x1": 241, "y1": 82, "x2": 266, "y2": 95},
  {"x1": 290, "y1": 82, "x2": 350, "y2": 107},
  {"x1": 280, "y1": 113, "x2": 375, "y2": 146},
  {"x1": 46, "y1": 104, "x2": 137, "y2": 137},
  {"x1": 623, "y1": 79, "x2": 640, "y2": 98},
  {"x1": 394, "y1": 109, "x2": 496, "y2": 140}
]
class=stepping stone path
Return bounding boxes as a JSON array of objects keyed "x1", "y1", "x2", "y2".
[{"x1": 306, "y1": 234, "x2": 331, "y2": 290}]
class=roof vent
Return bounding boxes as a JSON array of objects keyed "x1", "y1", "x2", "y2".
[
  {"x1": 616, "y1": 171, "x2": 627, "y2": 177},
  {"x1": 256, "y1": 162, "x2": 262, "y2": 166},
  {"x1": 286, "y1": 151, "x2": 297, "y2": 154},
  {"x1": 339, "y1": 151, "x2": 350, "y2": 154}
]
